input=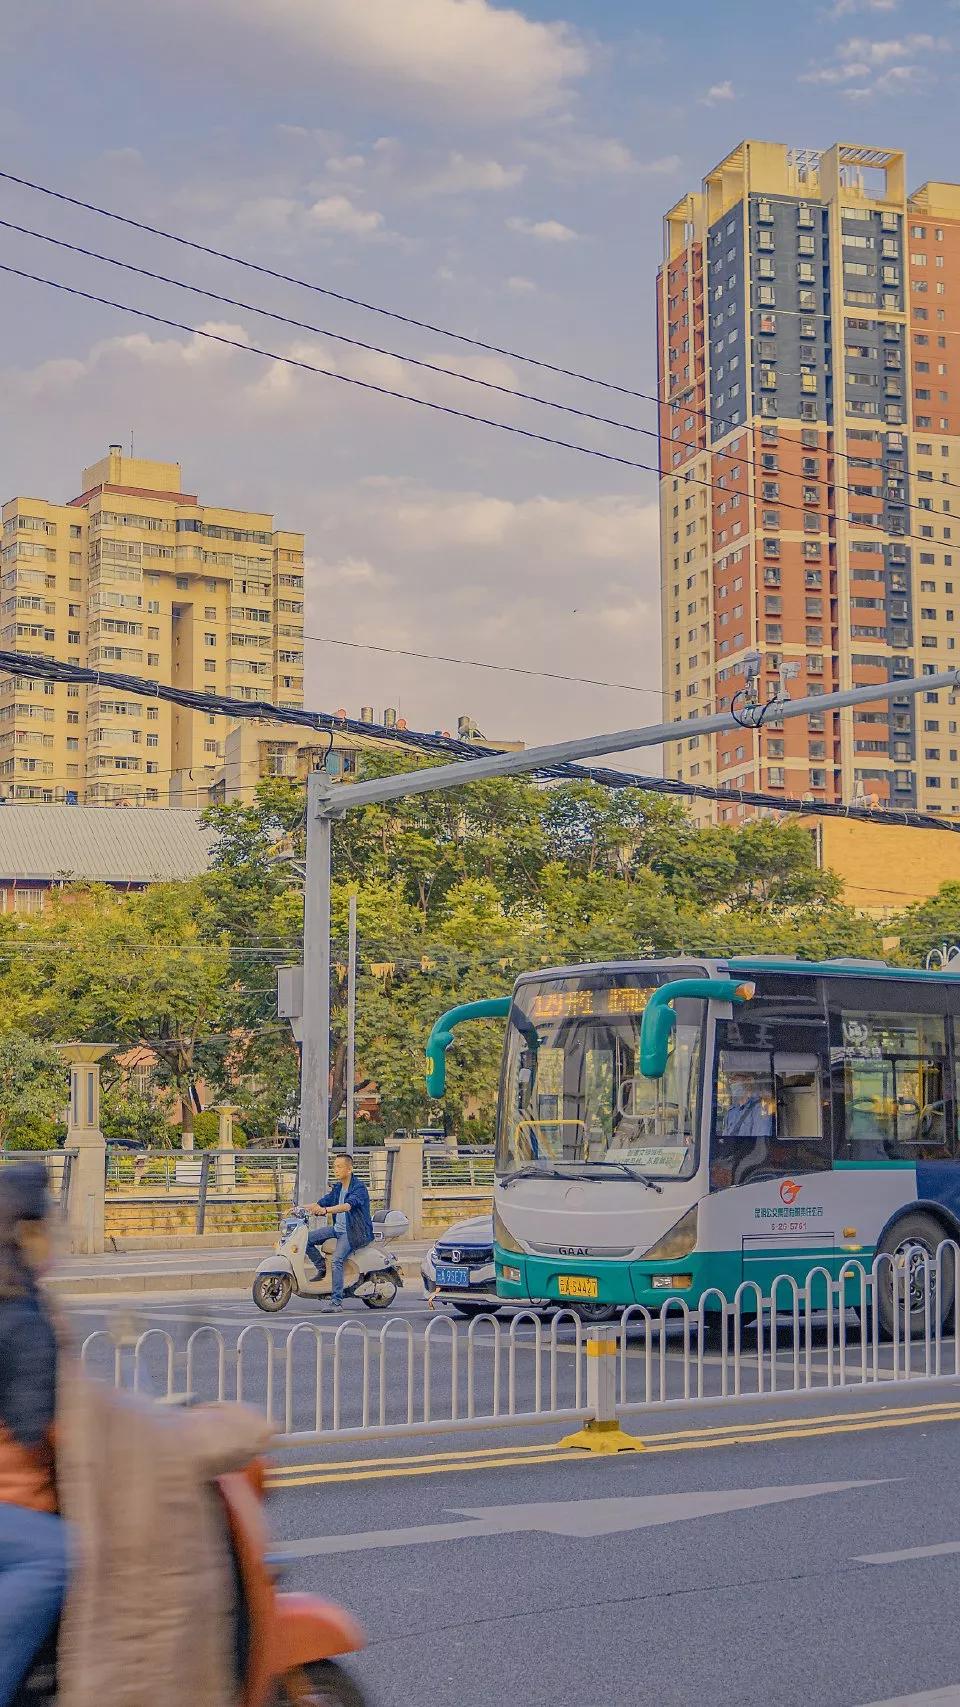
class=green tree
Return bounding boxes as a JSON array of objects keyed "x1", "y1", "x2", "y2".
[
  {"x1": 0, "y1": 1032, "x2": 66, "y2": 1149},
  {"x1": 890, "y1": 882, "x2": 960, "y2": 967}
]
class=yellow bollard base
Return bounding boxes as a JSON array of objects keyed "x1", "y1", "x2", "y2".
[{"x1": 558, "y1": 1420, "x2": 645, "y2": 1454}]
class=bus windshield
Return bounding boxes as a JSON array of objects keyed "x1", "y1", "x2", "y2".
[{"x1": 496, "y1": 971, "x2": 705, "y2": 1181}]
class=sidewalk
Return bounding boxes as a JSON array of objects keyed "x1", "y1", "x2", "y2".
[{"x1": 52, "y1": 1241, "x2": 432, "y2": 1298}]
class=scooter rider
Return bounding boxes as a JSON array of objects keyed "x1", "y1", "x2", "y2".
[
  {"x1": 306, "y1": 1154, "x2": 373, "y2": 1312},
  {"x1": 0, "y1": 1163, "x2": 67, "y2": 1707}
]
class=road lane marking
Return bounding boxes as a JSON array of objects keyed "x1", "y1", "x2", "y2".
[
  {"x1": 277, "y1": 1479, "x2": 884, "y2": 1558},
  {"x1": 858, "y1": 1690, "x2": 960, "y2": 1704},
  {"x1": 270, "y1": 1395, "x2": 960, "y2": 1478},
  {"x1": 857, "y1": 1541, "x2": 960, "y2": 1566},
  {"x1": 268, "y1": 1397, "x2": 960, "y2": 1487}
]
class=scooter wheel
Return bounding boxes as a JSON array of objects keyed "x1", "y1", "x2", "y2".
[
  {"x1": 252, "y1": 1274, "x2": 293, "y2": 1313},
  {"x1": 361, "y1": 1276, "x2": 398, "y2": 1310},
  {"x1": 281, "y1": 1660, "x2": 369, "y2": 1705}
]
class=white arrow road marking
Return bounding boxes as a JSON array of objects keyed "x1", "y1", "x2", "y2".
[
  {"x1": 858, "y1": 1690, "x2": 960, "y2": 1705},
  {"x1": 856, "y1": 1541, "x2": 960, "y2": 1566},
  {"x1": 280, "y1": 1478, "x2": 887, "y2": 1558}
]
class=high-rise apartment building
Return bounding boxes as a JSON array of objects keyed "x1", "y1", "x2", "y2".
[
  {"x1": 658, "y1": 142, "x2": 960, "y2": 821},
  {"x1": 0, "y1": 447, "x2": 304, "y2": 804}
]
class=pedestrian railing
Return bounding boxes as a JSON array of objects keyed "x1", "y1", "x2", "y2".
[
  {"x1": 79, "y1": 1309, "x2": 591, "y2": 1445},
  {"x1": 422, "y1": 1151, "x2": 495, "y2": 1190},
  {"x1": 78, "y1": 1243, "x2": 960, "y2": 1447},
  {"x1": 0, "y1": 1148, "x2": 77, "y2": 1215}
]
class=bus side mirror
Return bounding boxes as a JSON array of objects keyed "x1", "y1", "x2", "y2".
[{"x1": 640, "y1": 1004, "x2": 676, "y2": 1080}]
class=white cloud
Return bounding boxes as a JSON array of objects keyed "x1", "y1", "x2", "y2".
[
  {"x1": 800, "y1": 30, "x2": 946, "y2": 91},
  {"x1": 523, "y1": 131, "x2": 676, "y2": 181},
  {"x1": 838, "y1": 31, "x2": 939, "y2": 62},
  {"x1": 827, "y1": 0, "x2": 899, "y2": 16},
  {"x1": 300, "y1": 484, "x2": 662, "y2": 744},
  {"x1": 414, "y1": 152, "x2": 526, "y2": 197},
  {"x1": 86, "y1": 0, "x2": 588, "y2": 123},
  {"x1": 800, "y1": 60, "x2": 871, "y2": 82},
  {"x1": 507, "y1": 216, "x2": 579, "y2": 242},
  {"x1": 702, "y1": 80, "x2": 735, "y2": 103},
  {"x1": 101, "y1": 145, "x2": 144, "y2": 168},
  {"x1": 325, "y1": 153, "x2": 366, "y2": 176},
  {"x1": 307, "y1": 194, "x2": 384, "y2": 237},
  {"x1": 506, "y1": 276, "x2": 537, "y2": 294}
]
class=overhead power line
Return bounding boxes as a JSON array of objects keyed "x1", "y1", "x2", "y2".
[
  {"x1": 0, "y1": 259, "x2": 955, "y2": 562},
  {"x1": 5, "y1": 218, "x2": 958, "y2": 534},
  {"x1": 0, "y1": 219, "x2": 644, "y2": 441},
  {"x1": 0, "y1": 167, "x2": 641, "y2": 398},
  {"x1": 5, "y1": 646, "x2": 960, "y2": 836},
  {"x1": 5, "y1": 166, "x2": 960, "y2": 508}
]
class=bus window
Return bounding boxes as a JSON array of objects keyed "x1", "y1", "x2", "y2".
[
  {"x1": 712, "y1": 1045, "x2": 828, "y2": 1189},
  {"x1": 835, "y1": 1011, "x2": 950, "y2": 1162}
]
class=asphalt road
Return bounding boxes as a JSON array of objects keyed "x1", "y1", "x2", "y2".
[
  {"x1": 271, "y1": 1391, "x2": 960, "y2": 1707},
  {"x1": 65, "y1": 1290, "x2": 960, "y2": 1707}
]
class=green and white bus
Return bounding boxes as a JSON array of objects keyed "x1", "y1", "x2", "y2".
[{"x1": 430, "y1": 957, "x2": 960, "y2": 1333}]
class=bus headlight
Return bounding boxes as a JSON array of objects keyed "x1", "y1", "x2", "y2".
[
  {"x1": 641, "y1": 1205, "x2": 699, "y2": 1261},
  {"x1": 493, "y1": 1204, "x2": 524, "y2": 1254}
]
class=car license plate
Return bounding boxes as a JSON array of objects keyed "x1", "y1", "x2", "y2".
[
  {"x1": 558, "y1": 1274, "x2": 599, "y2": 1299},
  {"x1": 436, "y1": 1265, "x2": 470, "y2": 1288}
]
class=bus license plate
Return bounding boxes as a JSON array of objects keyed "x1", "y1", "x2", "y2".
[
  {"x1": 436, "y1": 1266, "x2": 470, "y2": 1288},
  {"x1": 558, "y1": 1275, "x2": 599, "y2": 1299}
]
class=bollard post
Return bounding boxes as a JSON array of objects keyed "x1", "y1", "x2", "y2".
[
  {"x1": 558, "y1": 1324, "x2": 644, "y2": 1454},
  {"x1": 214, "y1": 1105, "x2": 239, "y2": 1192},
  {"x1": 58, "y1": 1042, "x2": 113, "y2": 1256},
  {"x1": 196, "y1": 1153, "x2": 211, "y2": 1236}
]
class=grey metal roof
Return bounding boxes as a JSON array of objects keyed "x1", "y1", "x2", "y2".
[{"x1": 0, "y1": 805, "x2": 216, "y2": 884}]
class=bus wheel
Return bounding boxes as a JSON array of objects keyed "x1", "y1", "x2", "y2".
[
  {"x1": 875, "y1": 1212, "x2": 955, "y2": 1340},
  {"x1": 574, "y1": 1302, "x2": 620, "y2": 1325}
]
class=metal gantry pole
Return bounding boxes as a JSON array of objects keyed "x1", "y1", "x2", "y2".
[
  {"x1": 298, "y1": 771, "x2": 335, "y2": 1206},
  {"x1": 346, "y1": 893, "x2": 357, "y2": 1157},
  {"x1": 334, "y1": 668, "x2": 960, "y2": 811},
  {"x1": 296, "y1": 665, "x2": 960, "y2": 1168}
]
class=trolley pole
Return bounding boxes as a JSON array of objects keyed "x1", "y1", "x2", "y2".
[{"x1": 346, "y1": 893, "x2": 357, "y2": 1156}]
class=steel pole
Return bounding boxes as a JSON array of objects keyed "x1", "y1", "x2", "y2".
[
  {"x1": 346, "y1": 893, "x2": 357, "y2": 1156},
  {"x1": 298, "y1": 771, "x2": 333, "y2": 1205}
]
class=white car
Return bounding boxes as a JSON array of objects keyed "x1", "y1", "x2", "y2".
[{"x1": 421, "y1": 1215, "x2": 499, "y2": 1317}]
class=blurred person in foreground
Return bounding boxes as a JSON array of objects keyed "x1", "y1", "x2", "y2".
[
  {"x1": 0, "y1": 1162, "x2": 66, "y2": 1706},
  {"x1": 0, "y1": 1161, "x2": 272, "y2": 1707}
]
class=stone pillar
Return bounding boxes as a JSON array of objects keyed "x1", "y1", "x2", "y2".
[
  {"x1": 58, "y1": 1043, "x2": 113, "y2": 1256},
  {"x1": 214, "y1": 1104, "x2": 239, "y2": 1192},
  {"x1": 387, "y1": 1134, "x2": 425, "y2": 1239}
]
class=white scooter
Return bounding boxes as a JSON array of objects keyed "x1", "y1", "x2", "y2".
[{"x1": 252, "y1": 1205, "x2": 409, "y2": 1313}]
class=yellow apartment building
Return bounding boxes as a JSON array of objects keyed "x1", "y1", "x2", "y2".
[{"x1": 0, "y1": 446, "x2": 304, "y2": 805}]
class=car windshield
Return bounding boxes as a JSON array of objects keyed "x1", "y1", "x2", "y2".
[{"x1": 496, "y1": 971, "x2": 705, "y2": 1181}]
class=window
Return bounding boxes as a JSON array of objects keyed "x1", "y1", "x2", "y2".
[
  {"x1": 710, "y1": 1032, "x2": 829, "y2": 1190},
  {"x1": 835, "y1": 1009, "x2": 950, "y2": 1161}
]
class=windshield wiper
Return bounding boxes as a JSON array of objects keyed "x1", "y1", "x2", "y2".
[
  {"x1": 575, "y1": 1161, "x2": 664, "y2": 1192},
  {"x1": 499, "y1": 1163, "x2": 571, "y2": 1189}
]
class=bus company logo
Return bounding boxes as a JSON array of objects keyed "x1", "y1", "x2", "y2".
[
  {"x1": 779, "y1": 1179, "x2": 802, "y2": 1206},
  {"x1": 559, "y1": 1246, "x2": 589, "y2": 1257}
]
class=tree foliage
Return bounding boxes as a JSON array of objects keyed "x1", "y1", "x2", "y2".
[{"x1": 0, "y1": 751, "x2": 950, "y2": 1148}]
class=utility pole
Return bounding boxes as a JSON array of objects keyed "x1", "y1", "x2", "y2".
[
  {"x1": 298, "y1": 769, "x2": 337, "y2": 1206},
  {"x1": 346, "y1": 893, "x2": 357, "y2": 1156}
]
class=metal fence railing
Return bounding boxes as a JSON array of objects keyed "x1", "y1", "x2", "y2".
[
  {"x1": 422, "y1": 1151, "x2": 495, "y2": 1190},
  {"x1": 80, "y1": 1310, "x2": 591, "y2": 1445},
  {"x1": 0, "y1": 1148, "x2": 77, "y2": 1215},
  {"x1": 79, "y1": 1243, "x2": 960, "y2": 1447}
]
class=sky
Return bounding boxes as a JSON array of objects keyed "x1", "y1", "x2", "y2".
[{"x1": 0, "y1": 0, "x2": 958, "y2": 755}]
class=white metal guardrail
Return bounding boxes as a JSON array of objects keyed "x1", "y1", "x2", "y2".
[{"x1": 79, "y1": 1244, "x2": 960, "y2": 1446}]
